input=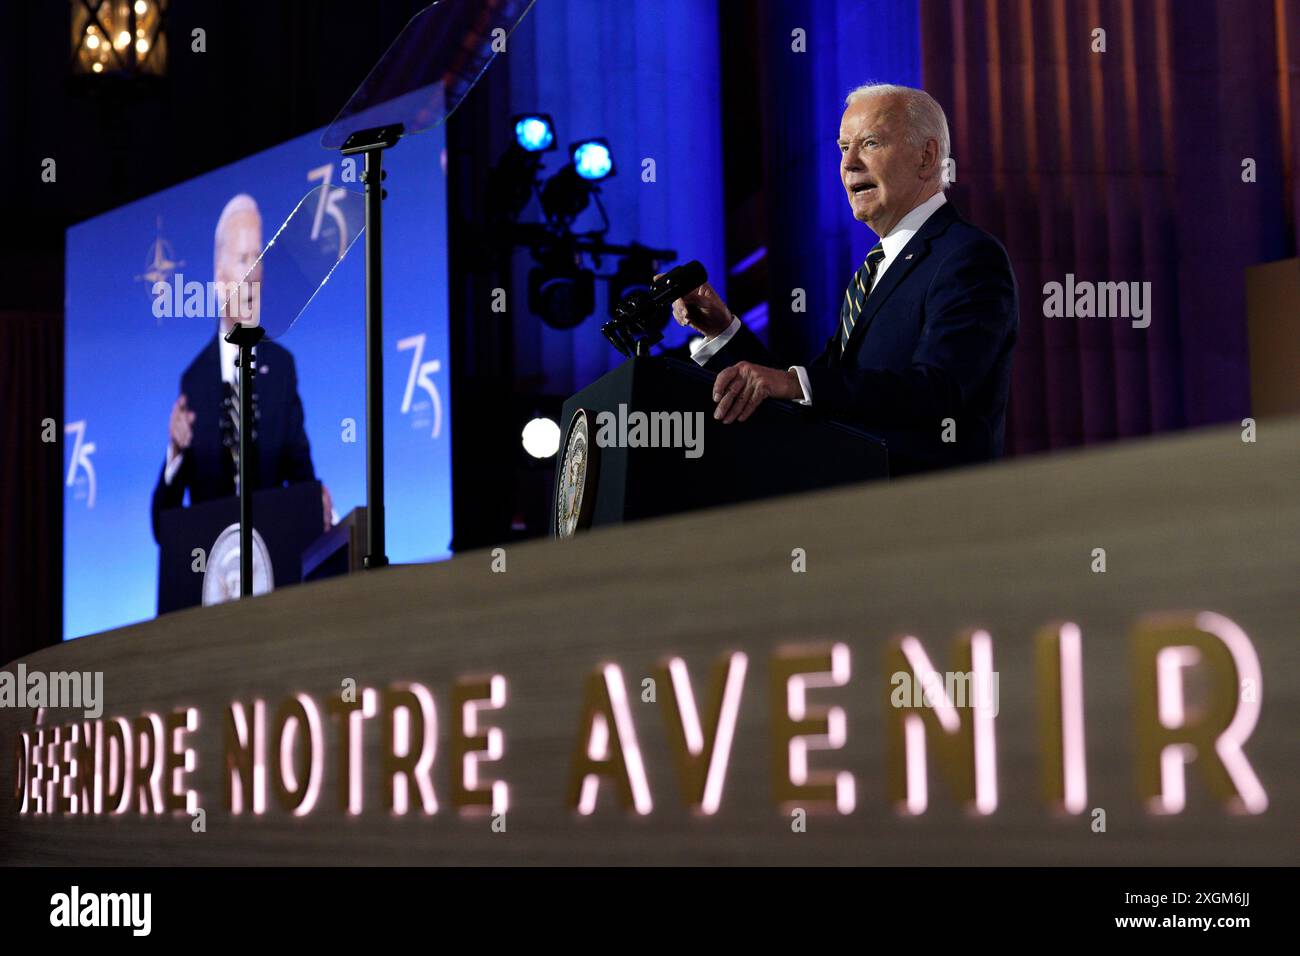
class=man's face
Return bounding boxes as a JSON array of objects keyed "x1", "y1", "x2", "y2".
[
  {"x1": 838, "y1": 95, "x2": 933, "y2": 236},
  {"x1": 215, "y1": 208, "x2": 263, "y2": 330}
]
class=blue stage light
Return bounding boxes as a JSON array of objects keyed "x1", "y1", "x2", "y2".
[
  {"x1": 572, "y1": 139, "x2": 614, "y2": 181},
  {"x1": 513, "y1": 114, "x2": 555, "y2": 152}
]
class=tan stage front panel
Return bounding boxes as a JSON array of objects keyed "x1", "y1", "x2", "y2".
[{"x1": 2, "y1": 419, "x2": 1297, "y2": 864}]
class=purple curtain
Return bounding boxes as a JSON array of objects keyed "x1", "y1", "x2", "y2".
[{"x1": 921, "y1": 0, "x2": 1300, "y2": 454}]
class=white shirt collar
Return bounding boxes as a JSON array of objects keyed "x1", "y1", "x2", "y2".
[
  {"x1": 878, "y1": 190, "x2": 947, "y2": 264},
  {"x1": 218, "y1": 330, "x2": 238, "y2": 386}
]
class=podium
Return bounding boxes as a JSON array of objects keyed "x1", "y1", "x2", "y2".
[
  {"x1": 156, "y1": 481, "x2": 324, "y2": 614},
  {"x1": 551, "y1": 357, "x2": 888, "y2": 534},
  {"x1": 1246, "y1": 257, "x2": 1300, "y2": 417}
]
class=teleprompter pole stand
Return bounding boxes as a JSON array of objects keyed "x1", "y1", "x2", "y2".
[
  {"x1": 340, "y1": 123, "x2": 404, "y2": 570},
  {"x1": 224, "y1": 321, "x2": 266, "y2": 597}
]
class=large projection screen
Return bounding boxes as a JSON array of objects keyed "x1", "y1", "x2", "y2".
[{"x1": 63, "y1": 124, "x2": 451, "y2": 640}]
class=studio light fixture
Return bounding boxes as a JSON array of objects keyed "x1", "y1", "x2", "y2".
[
  {"x1": 521, "y1": 417, "x2": 561, "y2": 459},
  {"x1": 540, "y1": 139, "x2": 616, "y2": 224},
  {"x1": 570, "y1": 138, "x2": 614, "y2": 181},
  {"x1": 512, "y1": 114, "x2": 556, "y2": 153},
  {"x1": 492, "y1": 117, "x2": 672, "y2": 338},
  {"x1": 529, "y1": 243, "x2": 595, "y2": 330}
]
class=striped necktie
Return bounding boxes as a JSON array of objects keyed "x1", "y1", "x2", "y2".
[
  {"x1": 221, "y1": 358, "x2": 259, "y2": 493},
  {"x1": 840, "y1": 242, "x2": 887, "y2": 353},
  {"x1": 222, "y1": 380, "x2": 241, "y2": 492}
]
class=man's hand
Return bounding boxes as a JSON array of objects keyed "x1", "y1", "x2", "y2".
[
  {"x1": 712, "y1": 362, "x2": 802, "y2": 423},
  {"x1": 168, "y1": 394, "x2": 195, "y2": 458},
  {"x1": 321, "y1": 484, "x2": 334, "y2": 533},
  {"x1": 658, "y1": 274, "x2": 734, "y2": 338}
]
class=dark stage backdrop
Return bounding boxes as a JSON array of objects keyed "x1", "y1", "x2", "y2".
[
  {"x1": 751, "y1": 0, "x2": 925, "y2": 370},
  {"x1": 920, "y1": 0, "x2": 1300, "y2": 453},
  {"x1": 0, "y1": 312, "x2": 62, "y2": 664}
]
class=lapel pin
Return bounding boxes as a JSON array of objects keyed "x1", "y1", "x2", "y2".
[{"x1": 905, "y1": 253, "x2": 914, "y2": 260}]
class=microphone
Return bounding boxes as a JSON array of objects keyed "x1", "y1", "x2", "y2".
[
  {"x1": 603, "y1": 260, "x2": 708, "y2": 356},
  {"x1": 613, "y1": 260, "x2": 707, "y2": 322}
]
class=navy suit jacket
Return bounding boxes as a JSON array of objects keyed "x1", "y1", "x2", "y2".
[
  {"x1": 703, "y1": 201, "x2": 1018, "y2": 475},
  {"x1": 150, "y1": 336, "x2": 316, "y2": 541}
]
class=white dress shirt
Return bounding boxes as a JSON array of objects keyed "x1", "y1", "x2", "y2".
[
  {"x1": 163, "y1": 332, "x2": 242, "y2": 484},
  {"x1": 692, "y1": 190, "x2": 948, "y2": 405}
]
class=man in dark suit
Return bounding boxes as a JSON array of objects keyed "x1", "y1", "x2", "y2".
[
  {"x1": 673, "y1": 84, "x2": 1018, "y2": 475},
  {"x1": 151, "y1": 193, "x2": 331, "y2": 541}
]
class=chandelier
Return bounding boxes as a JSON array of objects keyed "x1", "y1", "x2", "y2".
[{"x1": 72, "y1": 0, "x2": 168, "y2": 76}]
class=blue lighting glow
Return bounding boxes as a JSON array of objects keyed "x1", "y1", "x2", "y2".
[
  {"x1": 514, "y1": 114, "x2": 555, "y2": 152},
  {"x1": 572, "y1": 139, "x2": 614, "y2": 180}
]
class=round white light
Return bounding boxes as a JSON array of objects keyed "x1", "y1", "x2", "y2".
[
  {"x1": 136, "y1": 37, "x2": 149, "y2": 54},
  {"x1": 135, "y1": 0, "x2": 148, "y2": 15},
  {"x1": 86, "y1": 33, "x2": 100, "y2": 49},
  {"x1": 521, "y1": 417, "x2": 561, "y2": 459}
]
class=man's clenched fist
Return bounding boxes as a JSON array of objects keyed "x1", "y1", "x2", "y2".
[
  {"x1": 168, "y1": 394, "x2": 195, "y2": 458},
  {"x1": 657, "y1": 273, "x2": 734, "y2": 338}
]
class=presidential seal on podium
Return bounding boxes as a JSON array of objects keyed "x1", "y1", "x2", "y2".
[
  {"x1": 555, "y1": 408, "x2": 599, "y2": 539},
  {"x1": 203, "y1": 522, "x2": 275, "y2": 604}
]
